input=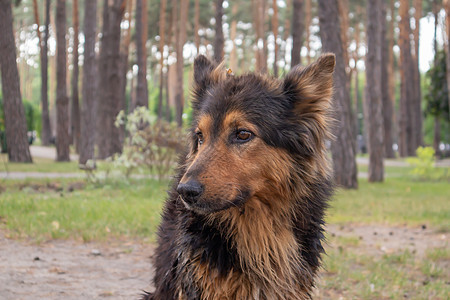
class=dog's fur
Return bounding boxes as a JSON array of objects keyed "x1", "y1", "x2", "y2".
[{"x1": 143, "y1": 53, "x2": 335, "y2": 300}]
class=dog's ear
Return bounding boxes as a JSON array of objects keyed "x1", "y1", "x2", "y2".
[
  {"x1": 283, "y1": 53, "x2": 335, "y2": 153},
  {"x1": 192, "y1": 55, "x2": 226, "y2": 113}
]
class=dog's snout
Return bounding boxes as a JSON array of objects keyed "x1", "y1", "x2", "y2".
[{"x1": 177, "y1": 180, "x2": 203, "y2": 203}]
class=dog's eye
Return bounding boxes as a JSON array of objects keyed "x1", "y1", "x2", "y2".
[
  {"x1": 196, "y1": 132, "x2": 204, "y2": 145},
  {"x1": 235, "y1": 130, "x2": 252, "y2": 143}
]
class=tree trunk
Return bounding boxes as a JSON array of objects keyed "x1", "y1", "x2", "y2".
[
  {"x1": 0, "y1": 0, "x2": 32, "y2": 163},
  {"x1": 412, "y1": 0, "x2": 423, "y2": 148},
  {"x1": 318, "y1": 0, "x2": 358, "y2": 189},
  {"x1": 290, "y1": 0, "x2": 304, "y2": 67},
  {"x1": 433, "y1": 117, "x2": 441, "y2": 158},
  {"x1": 79, "y1": 0, "x2": 98, "y2": 165},
  {"x1": 229, "y1": 2, "x2": 238, "y2": 72},
  {"x1": 365, "y1": 0, "x2": 384, "y2": 182},
  {"x1": 97, "y1": 0, "x2": 125, "y2": 159},
  {"x1": 194, "y1": 0, "x2": 200, "y2": 54},
  {"x1": 445, "y1": 0, "x2": 450, "y2": 116},
  {"x1": 381, "y1": 1, "x2": 395, "y2": 159},
  {"x1": 272, "y1": 0, "x2": 279, "y2": 77},
  {"x1": 36, "y1": 0, "x2": 52, "y2": 145},
  {"x1": 282, "y1": 0, "x2": 292, "y2": 70},
  {"x1": 387, "y1": 0, "x2": 396, "y2": 155},
  {"x1": 158, "y1": 0, "x2": 167, "y2": 119},
  {"x1": 337, "y1": 0, "x2": 350, "y2": 69},
  {"x1": 398, "y1": 0, "x2": 415, "y2": 157},
  {"x1": 55, "y1": 0, "x2": 70, "y2": 161},
  {"x1": 304, "y1": 0, "x2": 311, "y2": 64},
  {"x1": 214, "y1": 0, "x2": 224, "y2": 63},
  {"x1": 175, "y1": 0, "x2": 189, "y2": 126},
  {"x1": 71, "y1": 0, "x2": 81, "y2": 153},
  {"x1": 352, "y1": 10, "x2": 361, "y2": 146},
  {"x1": 134, "y1": 0, "x2": 149, "y2": 109}
]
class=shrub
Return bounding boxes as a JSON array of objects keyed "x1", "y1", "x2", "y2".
[
  {"x1": 406, "y1": 147, "x2": 449, "y2": 181},
  {"x1": 114, "y1": 107, "x2": 185, "y2": 180}
]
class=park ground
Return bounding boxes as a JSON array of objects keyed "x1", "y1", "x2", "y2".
[{"x1": 0, "y1": 146, "x2": 449, "y2": 299}]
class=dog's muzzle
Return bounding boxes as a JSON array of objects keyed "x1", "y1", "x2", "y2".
[{"x1": 177, "y1": 180, "x2": 203, "y2": 205}]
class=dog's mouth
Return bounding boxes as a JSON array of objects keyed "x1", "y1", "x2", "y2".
[{"x1": 179, "y1": 191, "x2": 250, "y2": 215}]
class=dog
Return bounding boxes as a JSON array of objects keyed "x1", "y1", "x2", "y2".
[{"x1": 143, "y1": 53, "x2": 335, "y2": 300}]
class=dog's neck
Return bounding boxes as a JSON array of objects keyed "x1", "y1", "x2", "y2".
[{"x1": 190, "y1": 197, "x2": 313, "y2": 299}]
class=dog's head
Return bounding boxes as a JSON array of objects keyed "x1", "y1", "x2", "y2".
[{"x1": 177, "y1": 54, "x2": 335, "y2": 214}]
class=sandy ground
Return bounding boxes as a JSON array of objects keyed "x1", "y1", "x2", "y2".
[{"x1": 0, "y1": 224, "x2": 447, "y2": 300}]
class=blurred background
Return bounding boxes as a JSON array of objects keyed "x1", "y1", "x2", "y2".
[{"x1": 0, "y1": 0, "x2": 449, "y2": 299}]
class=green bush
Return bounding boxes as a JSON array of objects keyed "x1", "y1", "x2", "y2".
[
  {"x1": 406, "y1": 147, "x2": 449, "y2": 181},
  {"x1": 114, "y1": 107, "x2": 185, "y2": 180}
]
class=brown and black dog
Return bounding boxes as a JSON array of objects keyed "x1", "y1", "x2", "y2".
[{"x1": 143, "y1": 53, "x2": 335, "y2": 300}]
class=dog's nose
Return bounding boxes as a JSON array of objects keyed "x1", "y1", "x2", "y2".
[{"x1": 177, "y1": 180, "x2": 203, "y2": 203}]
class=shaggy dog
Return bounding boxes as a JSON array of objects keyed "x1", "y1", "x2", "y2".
[{"x1": 143, "y1": 53, "x2": 335, "y2": 300}]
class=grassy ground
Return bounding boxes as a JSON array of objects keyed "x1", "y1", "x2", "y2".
[
  {"x1": 0, "y1": 155, "x2": 81, "y2": 173},
  {"x1": 0, "y1": 164, "x2": 448, "y2": 298}
]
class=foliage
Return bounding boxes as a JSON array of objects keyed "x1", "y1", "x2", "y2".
[
  {"x1": 114, "y1": 107, "x2": 185, "y2": 180},
  {"x1": 425, "y1": 50, "x2": 449, "y2": 120},
  {"x1": 406, "y1": 147, "x2": 449, "y2": 180}
]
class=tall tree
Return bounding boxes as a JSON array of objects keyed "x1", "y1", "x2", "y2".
[
  {"x1": 158, "y1": 0, "x2": 167, "y2": 119},
  {"x1": 445, "y1": 0, "x2": 450, "y2": 114},
  {"x1": 304, "y1": 0, "x2": 312, "y2": 64},
  {"x1": 386, "y1": 0, "x2": 396, "y2": 157},
  {"x1": 71, "y1": 0, "x2": 81, "y2": 153},
  {"x1": 398, "y1": 0, "x2": 415, "y2": 157},
  {"x1": 97, "y1": 0, "x2": 125, "y2": 158},
  {"x1": 318, "y1": 0, "x2": 358, "y2": 188},
  {"x1": 229, "y1": 2, "x2": 238, "y2": 71},
  {"x1": 290, "y1": 0, "x2": 304, "y2": 67},
  {"x1": 32, "y1": 0, "x2": 52, "y2": 145},
  {"x1": 412, "y1": 0, "x2": 423, "y2": 148},
  {"x1": 365, "y1": 0, "x2": 384, "y2": 182},
  {"x1": 135, "y1": 0, "x2": 149, "y2": 109},
  {"x1": 272, "y1": 0, "x2": 279, "y2": 76},
  {"x1": 79, "y1": 0, "x2": 98, "y2": 165},
  {"x1": 381, "y1": 1, "x2": 395, "y2": 159},
  {"x1": 0, "y1": 0, "x2": 32, "y2": 163},
  {"x1": 175, "y1": 0, "x2": 189, "y2": 126},
  {"x1": 194, "y1": 0, "x2": 200, "y2": 54},
  {"x1": 214, "y1": 0, "x2": 224, "y2": 63},
  {"x1": 119, "y1": 0, "x2": 133, "y2": 124},
  {"x1": 55, "y1": 0, "x2": 70, "y2": 161}
]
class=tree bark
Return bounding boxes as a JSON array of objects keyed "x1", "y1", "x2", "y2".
[
  {"x1": 214, "y1": 0, "x2": 224, "y2": 63},
  {"x1": 412, "y1": 0, "x2": 423, "y2": 148},
  {"x1": 175, "y1": 0, "x2": 189, "y2": 126},
  {"x1": 55, "y1": 0, "x2": 70, "y2": 161},
  {"x1": 398, "y1": 0, "x2": 415, "y2": 157},
  {"x1": 194, "y1": 0, "x2": 200, "y2": 54},
  {"x1": 71, "y1": 0, "x2": 81, "y2": 153},
  {"x1": 304, "y1": 0, "x2": 311, "y2": 64},
  {"x1": 35, "y1": 0, "x2": 52, "y2": 145},
  {"x1": 272, "y1": 0, "x2": 279, "y2": 77},
  {"x1": 365, "y1": 0, "x2": 384, "y2": 182},
  {"x1": 318, "y1": 0, "x2": 358, "y2": 188},
  {"x1": 134, "y1": 0, "x2": 149, "y2": 109},
  {"x1": 97, "y1": 0, "x2": 126, "y2": 158},
  {"x1": 290, "y1": 0, "x2": 304, "y2": 67},
  {"x1": 445, "y1": 0, "x2": 450, "y2": 116},
  {"x1": 0, "y1": 0, "x2": 32, "y2": 163},
  {"x1": 158, "y1": 0, "x2": 167, "y2": 119},
  {"x1": 79, "y1": 0, "x2": 98, "y2": 165},
  {"x1": 387, "y1": 0, "x2": 396, "y2": 154},
  {"x1": 282, "y1": 0, "x2": 292, "y2": 70},
  {"x1": 381, "y1": 0, "x2": 395, "y2": 159},
  {"x1": 230, "y1": 2, "x2": 238, "y2": 72}
]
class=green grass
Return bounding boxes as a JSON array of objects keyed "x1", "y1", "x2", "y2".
[
  {"x1": 328, "y1": 177, "x2": 450, "y2": 230},
  {"x1": 0, "y1": 178, "x2": 167, "y2": 243},
  {"x1": 0, "y1": 155, "x2": 81, "y2": 173},
  {"x1": 319, "y1": 236, "x2": 450, "y2": 299}
]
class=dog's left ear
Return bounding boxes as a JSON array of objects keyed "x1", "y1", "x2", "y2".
[
  {"x1": 192, "y1": 55, "x2": 225, "y2": 113},
  {"x1": 283, "y1": 53, "x2": 335, "y2": 152},
  {"x1": 283, "y1": 53, "x2": 335, "y2": 117}
]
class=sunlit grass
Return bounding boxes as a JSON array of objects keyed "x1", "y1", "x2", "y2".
[{"x1": 0, "y1": 178, "x2": 167, "y2": 243}]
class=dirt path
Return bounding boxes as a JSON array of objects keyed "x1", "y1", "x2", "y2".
[
  {"x1": 0, "y1": 234, "x2": 154, "y2": 300},
  {"x1": 1, "y1": 224, "x2": 447, "y2": 300}
]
